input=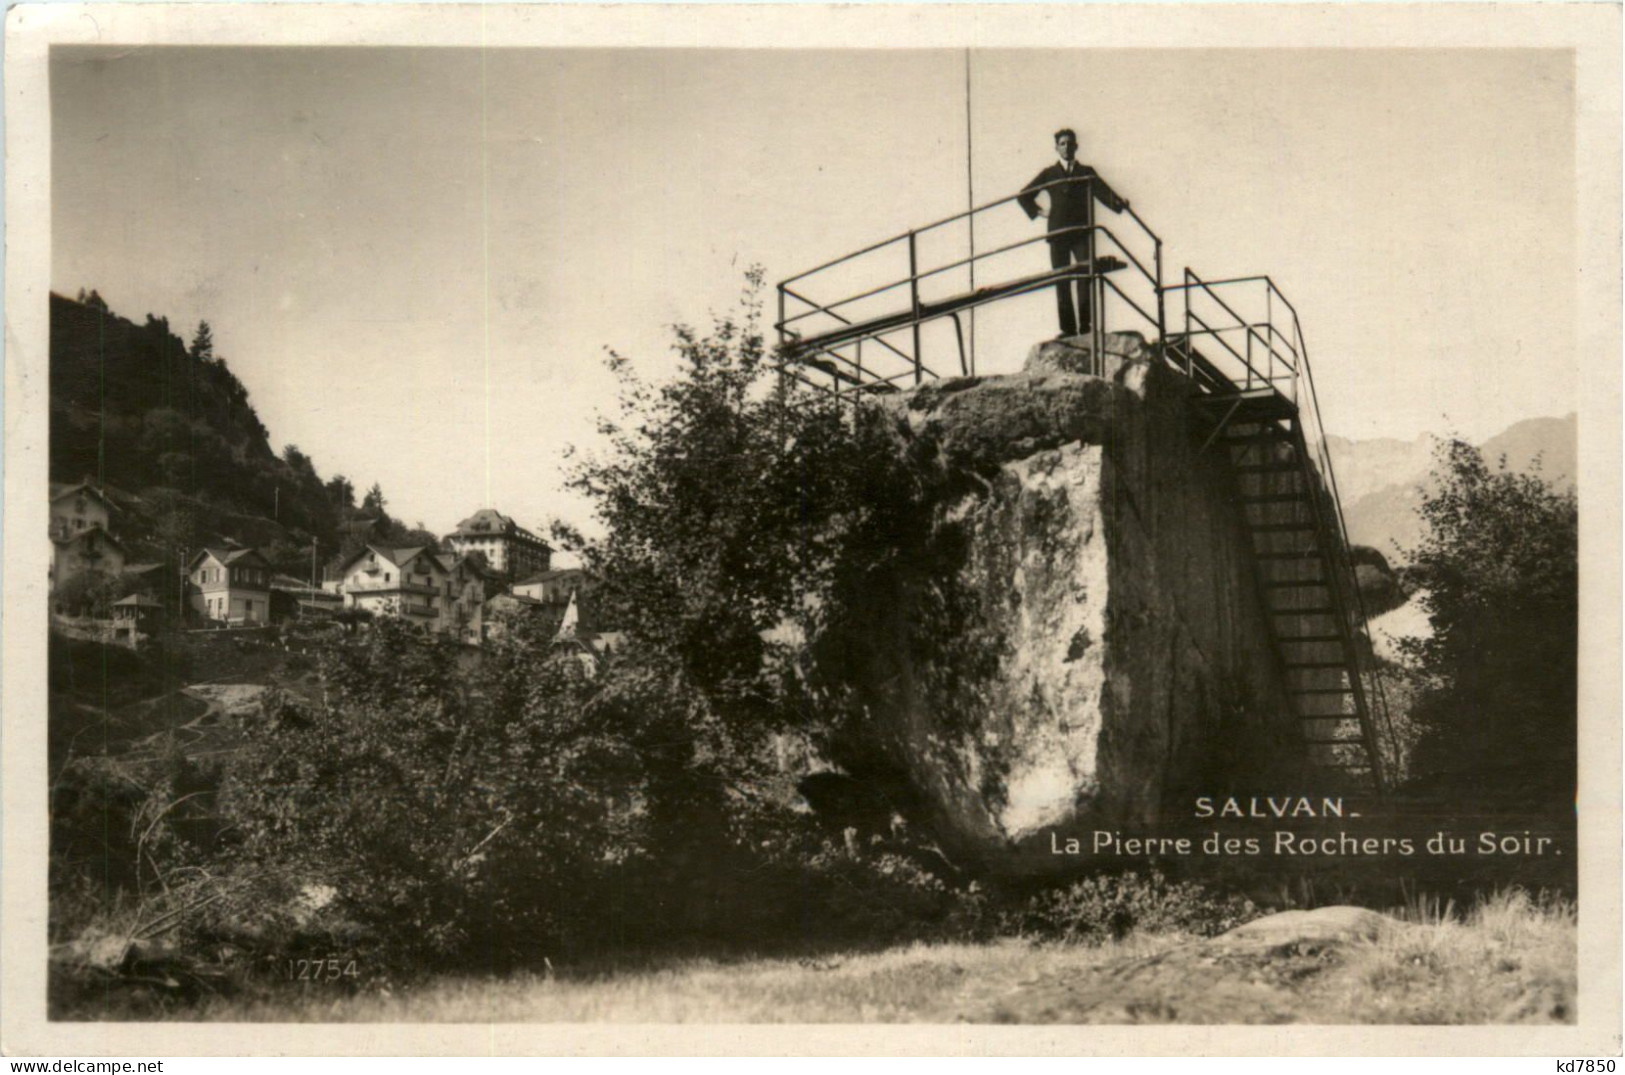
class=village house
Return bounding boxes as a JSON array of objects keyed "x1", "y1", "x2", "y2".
[
  {"x1": 187, "y1": 546, "x2": 274, "y2": 625},
  {"x1": 50, "y1": 525, "x2": 127, "y2": 590},
  {"x1": 336, "y1": 544, "x2": 457, "y2": 632},
  {"x1": 48, "y1": 480, "x2": 130, "y2": 591},
  {"x1": 446, "y1": 508, "x2": 552, "y2": 581},
  {"x1": 552, "y1": 590, "x2": 625, "y2": 676},
  {"x1": 111, "y1": 593, "x2": 165, "y2": 645},
  {"x1": 50, "y1": 481, "x2": 117, "y2": 540},
  {"x1": 512, "y1": 566, "x2": 590, "y2": 606},
  {"x1": 438, "y1": 552, "x2": 498, "y2": 644}
]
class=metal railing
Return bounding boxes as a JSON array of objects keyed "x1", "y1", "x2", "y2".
[{"x1": 776, "y1": 176, "x2": 1164, "y2": 396}]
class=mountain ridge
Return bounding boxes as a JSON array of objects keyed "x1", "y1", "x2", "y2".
[{"x1": 1328, "y1": 414, "x2": 1576, "y2": 559}]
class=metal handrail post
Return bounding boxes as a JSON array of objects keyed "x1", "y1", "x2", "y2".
[
  {"x1": 1154, "y1": 237, "x2": 1165, "y2": 346},
  {"x1": 1183, "y1": 268, "x2": 1193, "y2": 376},
  {"x1": 776, "y1": 284, "x2": 788, "y2": 396},
  {"x1": 1266, "y1": 283, "x2": 1275, "y2": 392},
  {"x1": 908, "y1": 230, "x2": 922, "y2": 386},
  {"x1": 1087, "y1": 181, "x2": 1103, "y2": 367}
]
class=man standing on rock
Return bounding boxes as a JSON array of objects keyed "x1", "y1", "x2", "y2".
[{"x1": 1018, "y1": 129, "x2": 1128, "y2": 339}]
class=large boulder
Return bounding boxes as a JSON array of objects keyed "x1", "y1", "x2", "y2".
[{"x1": 810, "y1": 335, "x2": 1302, "y2": 872}]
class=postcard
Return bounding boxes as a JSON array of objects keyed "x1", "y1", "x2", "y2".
[{"x1": 3, "y1": 2, "x2": 1619, "y2": 1057}]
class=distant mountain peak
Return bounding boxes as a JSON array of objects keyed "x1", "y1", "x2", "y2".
[{"x1": 1330, "y1": 413, "x2": 1576, "y2": 561}]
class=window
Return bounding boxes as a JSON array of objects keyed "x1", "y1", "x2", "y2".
[{"x1": 385, "y1": 572, "x2": 392, "y2": 583}]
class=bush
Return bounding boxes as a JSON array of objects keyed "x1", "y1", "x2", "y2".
[
  {"x1": 1001, "y1": 869, "x2": 1259, "y2": 945},
  {"x1": 211, "y1": 618, "x2": 656, "y2": 969},
  {"x1": 1400, "y1": 440, "x2": 1576, "y2": 802}
]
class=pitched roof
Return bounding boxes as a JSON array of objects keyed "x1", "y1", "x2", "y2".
[
  {"x1": 488, "y1": 592, "x2": 545, "y2": 608},
  {"x1": 337, "y1": 544, "x2": 446, "y2": 575},
  {"x1": 452, "y1": 508, "x2": 519, "y2": 537},
  {"x1": 50, "y1": 480, "x2": 123, "y2": 511},
  {"x1": 53, "y1": 525, "x2": 126, "y2": 552},
  {"x1": 188, "y1": 545, "x2": 270, "y2": 571},
  {"x1": 113, "y1": 594, "x2": 164, "y2": 608}
]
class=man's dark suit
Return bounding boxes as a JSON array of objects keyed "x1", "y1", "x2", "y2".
[{"x1": 1018, "y1": 161, "x2": 1117, "y2": 337}]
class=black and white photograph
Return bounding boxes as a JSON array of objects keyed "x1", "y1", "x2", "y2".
[{"x1": 2, "y1": 2, "x2": 1620, "y2": 1056}]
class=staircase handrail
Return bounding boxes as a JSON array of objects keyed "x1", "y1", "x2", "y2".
[{"x1": 1282, "y1": 297, "x2": 1404, "y2": 780}]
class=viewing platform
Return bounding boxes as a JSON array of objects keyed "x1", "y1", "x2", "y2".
[{"x1": 776, "y1": 174, "x2": 1398, "y2": 793}]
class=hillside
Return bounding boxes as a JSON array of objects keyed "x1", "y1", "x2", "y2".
[
  {"x1": 1328, "y1": 415, "x2": 1576, "y2": 559},
  {"x1": 50, "y1": 290, "x2": 426, "y2": 572}
]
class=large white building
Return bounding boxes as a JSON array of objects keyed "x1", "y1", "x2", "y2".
[{"x1": 446, "y1": 509, "x2": 552, "y2": 581}]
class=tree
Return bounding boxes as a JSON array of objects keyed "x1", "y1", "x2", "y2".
[
  {"x1": 282, "y1": 444, "x2": 318, "y2": 482},
  {"x1": 325, "y1": 475, "x2": 356, "y2": 512},
  {"x1": 188, "y1": 321, "x2": 214, "y2": 363},
  {"x1": 569, "y1": 269, "x2": 912, "y2": 705},
  {"x1": 52, "y1": 570, "x2": 137, "y2": 618},
  {"x1": 217, "y1": 618, "x2": 651, "y2": 965},
  {"x1": 361, "y1": 483, "x2": 387, "y2": 515},
  {"x1": 1400, "y1": 440, "x2": 1577, "y2": 802}
]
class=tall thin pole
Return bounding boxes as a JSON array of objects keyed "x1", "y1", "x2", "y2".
[{"x1": 963, "y1": 49, "x2": 976, "y2": 376}]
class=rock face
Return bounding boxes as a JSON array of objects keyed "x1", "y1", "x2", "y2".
[{"x1": 814, "y1": 334, "x2": 1302, "y2": 871}]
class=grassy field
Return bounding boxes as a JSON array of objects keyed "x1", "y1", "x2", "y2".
[{"x1": 173, "y1": 892, "x2": 1573, "y2": 1025}]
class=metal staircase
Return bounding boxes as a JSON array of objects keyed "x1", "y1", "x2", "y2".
[{"x1": 1165, "y1": 274, "x2": 1395, "y2": 793}]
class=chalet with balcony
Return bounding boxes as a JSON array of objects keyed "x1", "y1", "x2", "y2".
[
  {"x1": 337, "y1": 545, "x2": 455, "y2": 631},
  {"x1": 187, "y1": 546, "x2": 274, "y2": 625}
]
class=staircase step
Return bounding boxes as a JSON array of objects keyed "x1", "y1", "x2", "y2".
[
  {"x1": 1240, "y1": 493, "x2": 1309, "y2": 504},
  {"x1": 1256, "y1": 550, "x2": 1324, "y2": 560},
  {"x1": 1289, "y1": 687, "x2": 1354, "y2": 695},
  {"x1": 1305, "y1": 738, "x2": 1369, "y2": 746},
  {"x1": 1226, "y1": 431, "x2": 1293, "y2": 446},
  {"x1": 1281, "y1": 633, "x2": 1346, "y2": 643},
  {"x1": 1284, "y1": 661, "x2": 1351, "y2": 670},
  {"x1": 1233, "y1": 463, "x2": 1302, "y2": 474},
  {"x1": 1264, "y1": 579, "x2": 1328, "y2": 589},
  {"x1": 1272, "y1": 606, "x2": 1337, "y2": 615},
  {"x1": 1249, "y1": 522, "x2": 1317, "y2": 533}
]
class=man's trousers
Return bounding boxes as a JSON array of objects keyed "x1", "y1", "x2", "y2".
[{"x1": 1048, "y1": 234, "x2": 1094, "y2": 338}]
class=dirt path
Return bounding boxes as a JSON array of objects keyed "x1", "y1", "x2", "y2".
[{"x1": 126, "y1": 683, "x2": 267, "y2": 757}]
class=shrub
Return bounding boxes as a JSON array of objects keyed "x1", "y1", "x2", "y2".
[
  {"x1": 1400, "y1": 440, "x2": 1576, "y2": 802},
  {"x1": 1001, "y1": 869, "x2": 1259, "y2": 945},
  {"x1": 212, "y1": 618, "x2": 656, "y2": 969}
]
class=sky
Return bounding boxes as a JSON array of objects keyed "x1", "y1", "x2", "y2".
[{"x1": 51, "y1": 46, "x2": 1578, "y2": 539}]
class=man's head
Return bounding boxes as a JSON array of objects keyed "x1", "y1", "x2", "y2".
[{"x1": 1054, "y1": 128, "x2": 1078, "y2": 163}]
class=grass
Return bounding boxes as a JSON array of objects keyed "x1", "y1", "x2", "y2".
[
  {"x1": 153, "y1": 891, "x2": 1574, "y2": 1024},
  {"x1": 1321, "y1": 889, "x2": 1577, "y2": 1023},
  {"x1": 183, "y1": 937, "x2": 1182, "y2": 1023}
]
